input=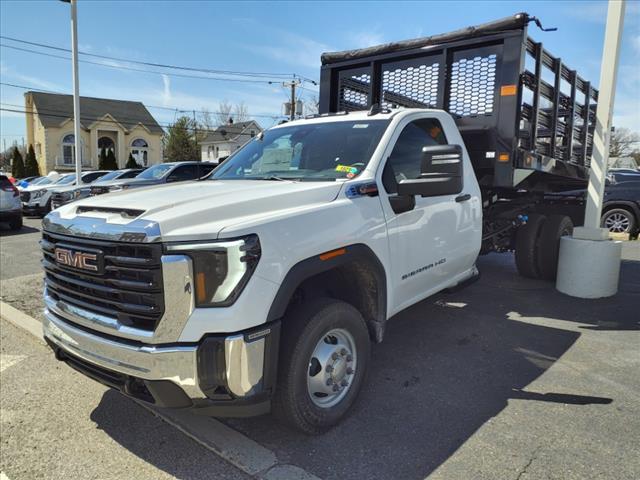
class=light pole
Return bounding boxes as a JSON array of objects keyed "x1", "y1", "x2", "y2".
[
  {"x1": 61, "y1": 0, "x2": 82, "y2": 182},
  {"x1": 556, "y1": 0, "x2": 626, "y2": 298}
]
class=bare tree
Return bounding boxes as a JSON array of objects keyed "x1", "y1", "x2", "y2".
[
  {"x1": 215, "y1": 100, "x2": 234, "y2": 125},
  {"x1": 195, "y1": 108, "x2": 215, "y2": 143},
  {"x1": 609, "y1": 127, "x2": 640, "y2": 157},
  {"x1": 233, "y1": 102, "x2": 250, "y2": 122},
  {"x1": 303, "y1": 95, "x2": 319, "y2": 116}
]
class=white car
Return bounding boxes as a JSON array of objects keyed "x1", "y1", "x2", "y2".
[
  {"x1": 0, "y1": 174, "x2": 22, "y2": 230},
  {"x1": 22, "y1": 173, "x2": 74, "y2": 216}
]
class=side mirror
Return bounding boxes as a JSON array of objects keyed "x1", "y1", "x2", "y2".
[{"x1": 397, "y1": 144, "x2": 463, "y2": 197}]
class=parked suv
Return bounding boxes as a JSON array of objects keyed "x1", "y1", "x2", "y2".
[
  {"x1": 0, "y1": 174, "x2": 22, "y2": 230},
  {"x1": 22, "y1": 173, "x2": 74, "y2": 215},
  {"x1": 88, "y1": 168, "x2": 145, "y2": 196},
  {"x1": 101, "y1": 162, "x2": 216, "y2": 193}
]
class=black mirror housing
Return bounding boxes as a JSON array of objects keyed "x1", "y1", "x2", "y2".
[{"x1": 397, "y1": 144, "x2": 463, "y2": 197}]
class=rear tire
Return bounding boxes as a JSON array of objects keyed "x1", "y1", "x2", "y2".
[
  {"x1": 536, "y1": 215, "x2": 573, "y2": 281},
  {"x1": 9, "y1": 215, "x2": 23, "y2": 231},
  {"x1": 515, "y1": 214, "x2": 546, "y2": 279},
  {"x1": 273, "y1": 298, "x2": 371, "y2": 435}
]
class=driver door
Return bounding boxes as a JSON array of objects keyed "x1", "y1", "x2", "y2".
[{"x1": 379, "y1": 116, "x2": 472, "y2": 314}]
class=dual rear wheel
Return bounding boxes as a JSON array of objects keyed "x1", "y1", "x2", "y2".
[{"x1": 515, "y1": 214, "x2": 574, "y2": 281}]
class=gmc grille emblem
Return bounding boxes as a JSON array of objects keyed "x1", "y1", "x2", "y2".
[{"x1": 55, "y1": 248, "x2": 99, "y2": 272}]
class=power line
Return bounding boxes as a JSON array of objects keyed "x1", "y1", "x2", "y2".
[
  {"x1": 0, "y1": 44, "x2": 289, "y2": 84},
  {"x1": 0, "y1": 35, "x2": 319, "y2": 85},
  {"x1": 0, "y1": 82, "x2": 284, "y2": 120}
]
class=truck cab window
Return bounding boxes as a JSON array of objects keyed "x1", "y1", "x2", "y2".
[{"x1": 383, "y1": 119, "x2": 447, "y2": 194}]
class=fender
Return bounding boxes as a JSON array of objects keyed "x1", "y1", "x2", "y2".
[
  {"x1": 266, "y1": 244, "x2": 388, "y2": 342},
  {"x1": 603, "y1": 200, "x2": 640, "y2": 223}
]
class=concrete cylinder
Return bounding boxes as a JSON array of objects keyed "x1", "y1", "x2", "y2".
[{"x1": 556, "y1": 236, "x2": 622, "y2": 298}]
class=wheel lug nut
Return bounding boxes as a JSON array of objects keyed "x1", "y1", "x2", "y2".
[
  {"x1": 341, "y1": 379, "x2": 348, "y2": 387},
  {"x1": 340, "y1": 348, "x2": 347, "y2": 356},
  {"x1": 346, "y1": 367, "x2": 354, "y2": 375},
  {"x1": 346, "y1": 355, "x2": 353, "y2": 362},
  {"x1": 332, "y1": 352, "x2": 339, "y2": 360},
  {"x1": 326, "y1": 365, "x2": 334, "y2": 373},
  {"x1": 326, "y1": 378, "x2": 333, "y2": 385},
  {"x1": 332, "y1": 385, "x2": 339, "y2": 392}
]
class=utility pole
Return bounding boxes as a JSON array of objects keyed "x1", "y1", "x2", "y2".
[
  {"x1": 283, "y1": 80, "x2": 300, "y2": 120},
  {"x1": 61, "y1": 0, "x2": 82, "y2": 182}
]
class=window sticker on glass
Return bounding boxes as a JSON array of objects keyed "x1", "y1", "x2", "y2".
[
  {"x1": 335, "y1": 165, "x2": 359, "y2": 174},
  {"x1": 353, "y1": 124, "x2": 369, "y2": 129}
]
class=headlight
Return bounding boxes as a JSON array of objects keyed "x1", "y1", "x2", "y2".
[
  {"x1": 74, "y1": 188, "x2": 89, "y2": 199},
  {"x1": 33, "y1": 189, "x2": 47, "y2": 199},
  {"x1": 165, "y1": 235, "x2": 261, "y2": 307}
]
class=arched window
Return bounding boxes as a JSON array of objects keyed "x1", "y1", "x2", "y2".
[
  {"x1": 130, "y1": 138, "x2": 149, "y2": 166},
  {"x1": 62, "y1": 134, "x2": 76, "y2": 165},
  {"x1": 98, "y1": 136, "x2": 115, "y2": 151}
]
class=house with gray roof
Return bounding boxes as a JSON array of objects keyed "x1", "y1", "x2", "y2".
[
  {"x1": 200, "y1": 120, "x2": 262, "y2": 164},
  {"x1": 25, "y1": 91, "x2": 164, "y2": 174}
]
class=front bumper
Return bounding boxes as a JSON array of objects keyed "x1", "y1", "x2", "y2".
[
  {"x1": 23, "y1": 200, "x2": 47, "y2": 214},
  {"x1": 43, "y1": 306, "x2": 280, "y2": 416}
]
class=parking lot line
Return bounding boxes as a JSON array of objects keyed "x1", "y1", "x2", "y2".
[{"x1": 1, "y1": 301, "x2": 322, "y2": 480}]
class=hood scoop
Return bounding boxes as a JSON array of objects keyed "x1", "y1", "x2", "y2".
[{"x1": 75, "y1": 206, "x2": 145, "y2": 219}]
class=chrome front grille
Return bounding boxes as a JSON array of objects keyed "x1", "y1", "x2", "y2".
[{"x1": 41, "y1": 232, "x2": 165, "y2": 332}]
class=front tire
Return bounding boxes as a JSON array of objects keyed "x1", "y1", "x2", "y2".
[
  {"x1": 273, "y1": 298, "x2": 371, "y2": 435},
  {"x1": 602, "y1": 208, "x2": 636, "y2": 234}
]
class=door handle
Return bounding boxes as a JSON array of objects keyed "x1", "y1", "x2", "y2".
[{"x1": 455, "y1": 194, "x2": 471, "y2": 203}]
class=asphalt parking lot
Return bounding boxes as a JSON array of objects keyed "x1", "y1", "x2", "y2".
[{"x1": 1, "y1": 217, "x2": 639, "y2": 480}]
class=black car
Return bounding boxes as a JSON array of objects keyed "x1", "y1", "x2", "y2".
[{"x1": 97, "y1": 161, "x2": 216, "y2": 194}]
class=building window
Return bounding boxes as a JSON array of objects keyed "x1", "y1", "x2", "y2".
[
  {"x1": 207, "y1": 146, "x2": 213, "y2": 158},
  {"x1": 62, "y1": 133, "x2": 76, "y2": 165},
  {"x1": 250, "y1": 130, "x2": 256, "y2": 137},
  {"x1": 36, "y1": 143, "x2": 41, "y2": 156},
  {"x1": 130, "y1": 138, "x2": 149, "y2": 166}
]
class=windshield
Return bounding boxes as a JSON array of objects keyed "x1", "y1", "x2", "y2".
[
  {"x1": 136, "y1": 164, "x2": 173, "y2": 180},
  {"x1": 211, "y1": 120, "x2": 390, "y2": 181},
  {"x1": 29, "y1": 177, "x2": 46, "y2": 185},
  {"x1": 95, "y1": 170, "x2": 122, "y2": 181},
  {"x1": 56, "y1": 174, "x2": 76, "y2": 185}
]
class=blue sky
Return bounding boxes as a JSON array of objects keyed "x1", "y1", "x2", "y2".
[{"x1": 1, "y1": 0, "x2": 638, "y2": 148}]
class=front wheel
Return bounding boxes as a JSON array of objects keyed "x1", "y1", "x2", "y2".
[
  {"x1": 602, "y1": 208, "x2": 636, "y2": 234},
  {"x1": 273, "y1": 298, "x2": 371, "y2": 435}
]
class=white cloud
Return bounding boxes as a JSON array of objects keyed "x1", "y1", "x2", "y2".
[
  {"x1": 0, "y1": 62, "x2": 66, "y2": 92},
  {"x1": 632, "y1": 34, "x2": 640, "y2": 55},
  {"x1": 161, "y1": 74, "x2": 171, "y2": 106},
  {"x1": 249, "y1": 31, "x2": 330, "y2": 69},
  {"x1": 347, "y1": 31, "x2": 385, "y2": 49}
]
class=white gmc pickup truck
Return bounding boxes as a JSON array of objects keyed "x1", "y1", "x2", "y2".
[
  {"x1": 42, "y1": 109, "x2": 480, "y2": 433},
  {"x1": 42, "y1": 14, "x2": 595, "y2": 433}
]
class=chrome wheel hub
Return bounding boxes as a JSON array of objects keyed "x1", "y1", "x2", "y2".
[
  {"x1": 307, "y1": 328, "x2": 356, "y2": 408},
  {"x1": 605, "y1": 213, "x2": 630, "y2": 233}
]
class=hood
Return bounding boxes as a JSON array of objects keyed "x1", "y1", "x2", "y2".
[
  {"x1": 57, "y1": 180, "x2": 344, "y2": 240},
  {"x1": 116, "y1": 177, "x2": 164, "y2": 188},
  {"x1": 49, "y1": 184, "x2": 81, "y2": 194}
]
